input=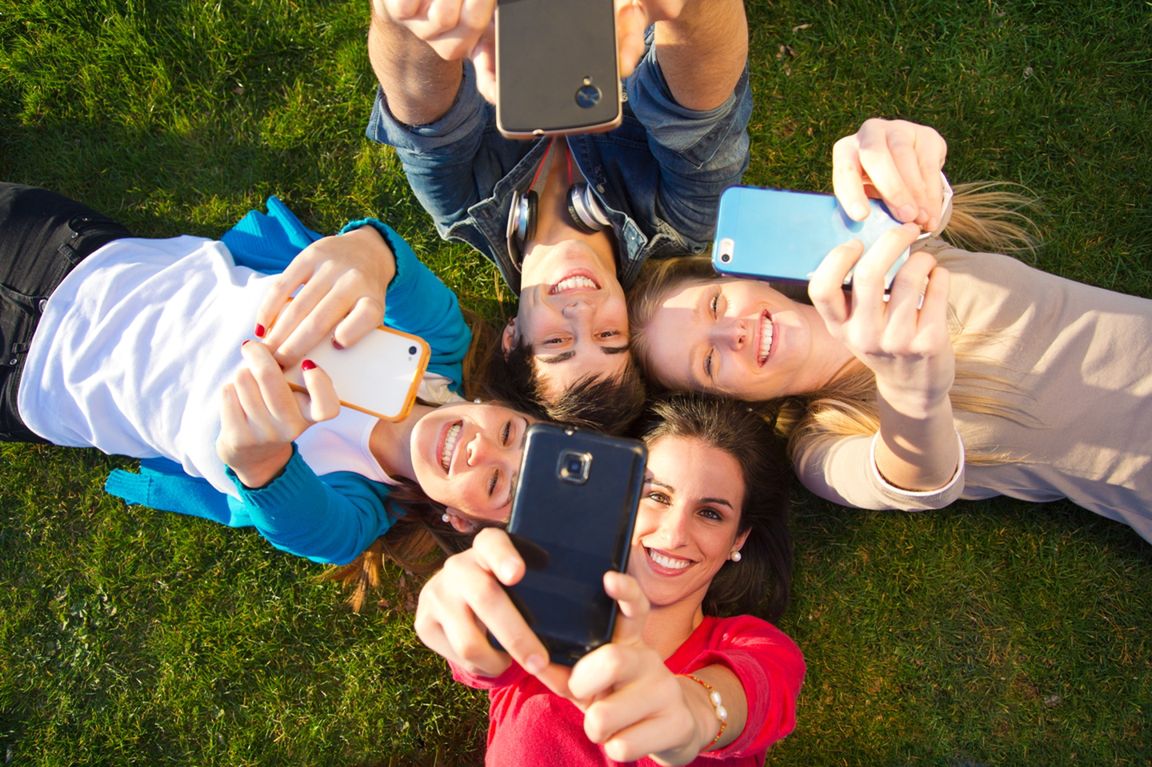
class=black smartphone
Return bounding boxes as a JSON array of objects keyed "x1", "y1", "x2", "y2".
[
  {"x1": 495, "y1": 0, "x2": 622, "y2": 138},
  {"x1": 500, "y1": 423, "x2": 647, "y2": 665}
]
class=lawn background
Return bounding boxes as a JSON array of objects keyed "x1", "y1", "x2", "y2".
[{"x1": 1, "y1": 1, "x2": 1150, "y2": 765}]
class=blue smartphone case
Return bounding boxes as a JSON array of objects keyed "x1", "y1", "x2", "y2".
[{"x1": 712, "y1": 186, "x2": 907, "y2": 285}]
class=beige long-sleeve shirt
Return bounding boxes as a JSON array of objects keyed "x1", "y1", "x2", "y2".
[{"x1": 793, "y1": 243, "x2": 1152, "y2": 544}]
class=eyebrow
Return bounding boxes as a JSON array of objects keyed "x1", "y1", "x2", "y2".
[
  {"x1": 537, "y1": 343, "x2": 629, "y2": 365},
  {"x1": 646, "y1": 476, "x2": 736, "y2": 510}
]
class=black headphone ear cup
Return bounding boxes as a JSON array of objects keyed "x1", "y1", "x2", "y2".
[{"x1": 566, "y1": 184, "x2": 611, "y2": 233}]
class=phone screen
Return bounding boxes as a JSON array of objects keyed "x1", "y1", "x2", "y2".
[
  {"x1": 503, "y1": 424, "x2": 647, "y2": 665},
  {"x1": 495, "y1": 0, "x2": 621, "y2": 137}
]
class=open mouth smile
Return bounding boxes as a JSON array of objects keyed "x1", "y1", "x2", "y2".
[
  {"x1": 550, "y1": 270, "x2": 601, "y2": 295},
  {"x1": 756, "y1": 311, "x2": 774, "y2": 366},
  {"x1": 646, "y1": 547, "x2": 692, "y2": 572},
  {"x1": 439, "y1": 420, "x2": 463, "y2": 474}
]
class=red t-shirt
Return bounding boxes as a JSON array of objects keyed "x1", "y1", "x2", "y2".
[{"x1": 451, "y1": 614, "x2": 805, "y2": 766}]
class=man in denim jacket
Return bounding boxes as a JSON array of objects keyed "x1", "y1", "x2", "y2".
[{"x1": 365, "y1": 0, "x2": 751, "y2": 410}]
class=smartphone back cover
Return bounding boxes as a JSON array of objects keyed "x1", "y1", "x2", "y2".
[
  {"x1": 495, "y1": 0, "x2": 621, "y2": 135},
  {"x1": 713, "y1": 186, "x2": 904, "y2": 283},
  {"x1": 505, "y1": 424, "x2": 647, "y2": 664},
  {"x1": 282, "y1": 325, "x2": 430, "y2": 421}
]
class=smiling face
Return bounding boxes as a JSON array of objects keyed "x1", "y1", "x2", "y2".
[
  {"x1": 509, "y1": 238, "x2": 631, "y2": 400},
  {"x1": 640, "y1": 277, "x2": 843, "y2": 401},
  {"x1": 409, "y1": 402, "x2": 534, "y2": 525},
  {"x1": 628, "y1": 435, "x2": 749, "y2": 612}
]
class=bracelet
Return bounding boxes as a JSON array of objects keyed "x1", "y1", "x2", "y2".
[{"x1": 680, "y1": 673, "x2": 728, "y2": 751}]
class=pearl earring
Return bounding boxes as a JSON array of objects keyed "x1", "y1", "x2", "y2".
[
  {"x1": 441, "y1": 512, "x2": 451, "y2": 524},
  {"x1": 729, "y1": 550, "x2": 742, "y2": 563}
]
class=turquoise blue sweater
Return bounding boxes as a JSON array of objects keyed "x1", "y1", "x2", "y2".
[{"x1": 105, "y1": 198, "x2": 469, "y2": 564}]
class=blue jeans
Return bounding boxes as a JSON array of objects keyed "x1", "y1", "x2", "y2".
[{"x1": 366, "y1": 32, "x2": 752, "y2": 292}]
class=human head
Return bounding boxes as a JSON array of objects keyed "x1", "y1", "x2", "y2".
[
  {"x1": 628, "y1": 256, "x2": 828, "y2": 402},
  {"x1": 477, "y1": 314, "x2": 648, "y2": 435},
  {"x1": 632, "y1": 393, "x2": 793, "y2": 619},
  {"x1": 506, "y1": 227, "x2": 632, "y2": 402},
  {"x1": 409, "y1": 400, "x2": 539, "y2": 528}
]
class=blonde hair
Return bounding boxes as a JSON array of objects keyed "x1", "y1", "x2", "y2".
[{"x1": 627, "y1": 183, "x2": 1040, "y2": 466}]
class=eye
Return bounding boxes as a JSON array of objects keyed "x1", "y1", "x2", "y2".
[
  {"x1": 703, "y1": 348, "x2": 715, "y2": 379},
  {"x1": 698, "y1": 506, "x2": 723, "y2": 522},
  {"x1": 644, "y1": 490, "x2": 671, "y2": 505},
  {"x1": 488, "y1": 469, "x2": 499, "y2": 496},
  {"x1": 596, "y1": 329, "x2": 619, "y2": 340},
  {"x1": 709, "y1": 291, "x2": 720, "y2": 318},
  {"x1": 501, "y1": 420, "x2": 512, "y2": 446},
  {"x1": 544, "y1": 336, "x2": 565, "y2": 346}
]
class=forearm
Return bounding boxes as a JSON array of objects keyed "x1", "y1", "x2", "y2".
[
  {"x1": 368, "y1": 8, "x2": 462, "y2": 126},
  {"x1": 653, "y1": 0, "x2": 747, "y2": 111},
  {"x1": 874, "y1": 386, "x2": 961, "y2": 491}
]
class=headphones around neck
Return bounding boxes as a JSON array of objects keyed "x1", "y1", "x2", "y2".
[{"x1": 505, "y1": 183, "x2": 612, "y2": 269}]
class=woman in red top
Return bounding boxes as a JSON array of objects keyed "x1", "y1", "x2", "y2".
[{"x1": 416, "y1": 394, "x2": 805, "y2": 765}]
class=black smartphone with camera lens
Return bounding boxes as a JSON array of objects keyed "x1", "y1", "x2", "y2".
[
  {"x1": 495, "y1": 0, "x2": 622, "y2": 138},
  {"x1": 498, "y1": 423, "x2": 647, "y2": 665}
]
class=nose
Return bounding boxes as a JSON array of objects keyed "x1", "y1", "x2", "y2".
[
  {"x1": 710, "y1": 317, "x2": 747, "y2": 350},
  {"x1": 653, "y1": 505, "x2": 691, "y2": 548},
  {"x1": 561, "y1": 298, "x2": 594, "y2": 319},
  {"x1": 465, "y1": 430, "x2": 498, "y2": 466}
]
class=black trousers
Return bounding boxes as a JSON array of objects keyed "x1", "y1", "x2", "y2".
[{"x1": 0, "y1": 183, "x2": 132, "y2": 442}]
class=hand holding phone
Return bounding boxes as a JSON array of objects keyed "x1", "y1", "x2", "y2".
[
  {"x1": 500, "y1": 424, "x2": 647, "y2": 665},
  {"x1": 495, "y1": 0, "x2": 622, "y2": 137},
  {"x1": 414, "y1": 527, "x2": 576, "y2": 697}
]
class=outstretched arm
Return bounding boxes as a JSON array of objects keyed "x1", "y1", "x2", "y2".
[{"x1": 808, "y1": 224, "x2": 961, "y2": 493}]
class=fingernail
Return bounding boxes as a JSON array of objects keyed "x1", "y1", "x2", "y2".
[
  {"x1": 331, "y1": 339, "x2": 344, "y2": 350},
  {"x1": 241, "y1": 339, "x2": 251, "y2": 347},
  {"x1": 254, "y1": 323, "x2": 266, "y2": 338},
  {"x1": 523, "y1": 654, "x2": 546, "y2": 675},
  {"x1": 301, "y1": 359, "x2": 317, "y2": 371}
]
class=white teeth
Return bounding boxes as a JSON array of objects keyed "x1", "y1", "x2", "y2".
[
  {"x1": 648, "y1": 548, "x2": 689, "y2": 570},
  {"x1": 440, "y1": 422, "x2": 461, "y2": 472},
  {"x1": 758, "y1": 314, "x2": 774, "y2": 363},
  {"x1": 552, "y1": 275, "x2": 598, "y2": 293}
]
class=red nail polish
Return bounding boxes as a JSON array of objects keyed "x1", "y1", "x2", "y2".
[
  {"x1": 331, "y1": 339, "x2": 344, "y2": 350},
  {"x1": 301, "y1": 359, "x2": 317, "y2": 371},
  {"x1": 242, "y1": 339, "x2": 251, "y2": 346},
  {"x1": 254, "y1": 323, "x2": 266, "y2": 338}
]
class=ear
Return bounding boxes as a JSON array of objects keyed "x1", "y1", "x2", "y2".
[
  {"x1": 500, "y1": 318, "x2": 517, "y2": 358},
  {"x1": 732, "y1": 528, "x2": 751, "y2": 555},
  {"x1": 446, "y1": 509, "x2": 479, "y2": 534}
]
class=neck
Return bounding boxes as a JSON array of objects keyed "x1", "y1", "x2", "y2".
[
  {"x1": 642, "y1": 599, "x2": 705, "y2": 659},
  {"x1": 369, "y1": 402, "x2": 434, "y2": 481},
  {"x1": 799, "y1": 303, "x2": 858, "y2": 391}
]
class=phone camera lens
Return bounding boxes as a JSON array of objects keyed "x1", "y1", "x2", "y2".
[
  {"x1": 408, "y1": 345, "x2": 418, "y2": 356},
  {"x1": 575, "y1": 83, "x2": 602, "y2": 109},
  {"x1": 558, "y1": 450, "x2": 592, "y2": 484}
]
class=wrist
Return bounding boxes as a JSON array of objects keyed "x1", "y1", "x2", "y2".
[
  {"x1": 677, "y1": 673, "x2": 728, "y2": 754},
  {"x1": 229, "y1": 444, "x2": 294, "y2": 490}
]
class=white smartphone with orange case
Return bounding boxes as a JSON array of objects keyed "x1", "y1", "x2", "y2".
[{"x1": 282, "y1": 325, "x2": 430, "y2": 421}]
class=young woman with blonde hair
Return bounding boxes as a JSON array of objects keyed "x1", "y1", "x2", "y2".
[{"x1": 626, "y1": 119, "x2": 1152, "y2": 543}]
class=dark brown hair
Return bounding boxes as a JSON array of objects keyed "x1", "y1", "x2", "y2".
[{"x1": 636, "y1": 394, "x2": 793, "y2": 620}]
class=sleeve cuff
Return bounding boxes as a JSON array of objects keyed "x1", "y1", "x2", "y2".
[{"x1": 868, "y1": 428, "x2": 966, "y2": 507}]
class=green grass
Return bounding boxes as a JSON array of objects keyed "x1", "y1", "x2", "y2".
[{"x1": 1, "y1": 1, "x2": 1150, "y2": 764}]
